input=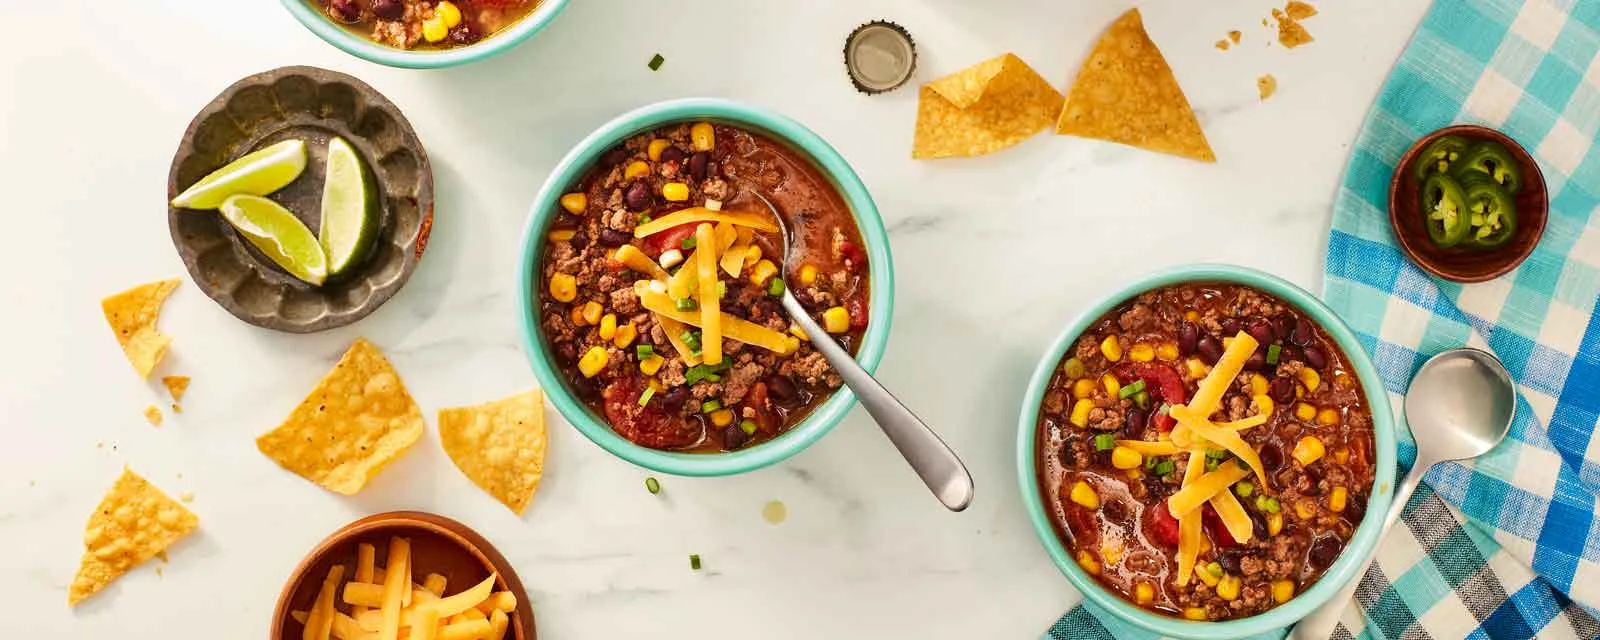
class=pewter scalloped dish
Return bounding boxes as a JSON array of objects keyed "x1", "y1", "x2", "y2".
[{"x1": 167, "y1": 65, "x2": 434, "y2": 333}]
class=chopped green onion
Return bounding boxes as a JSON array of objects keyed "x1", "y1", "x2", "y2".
[
  {"x1": 1234, "y1": 481, "x2": 1255, "y2": 498},
  {"x1": 675, "y1": 297, "x2": 698, "y2": 311},
  {"x1": 1266, "y1": 344, "x2": 1282, "y2": 366},
  {"x1": 701, "y1": 400, "x2": 723, "y2": 414},
  {"x1": 688, "y1": 554, "x2": 701, "y2": 570},
  {"x1": 681, "y1": 331, "x2": 702, "y2": 353},
  {"x1": 684, "y1": 360, "x2": 731, "y2": 385},
  {"x1": 638, "y1": 386, "x2": 656, "y2": 407},
  {"x1": 636, "y1": 344, "x2": 655, "y2": 359},
  {"x1": 1118, "y1": 379, "x2": 1146, "y2": 399},
  {"x1": 1093, "y1": 433, "x2": 1117, "y2": 451},
  {"x1": 740, "y1": 419, "x2": 758, "y2": 435},
  {"x1": 645, "y1": 477, "x2": 661, "y2": 494},
  {"x1": 716, "y1": 281, "x2": 727, "y2": 299},
  {"x1": 1255, "y1": 495, "x2": 1281, "y2": 513},
  {"x1": 1062, "y1": 358, "x2": 1087, "y2": 380},
  {"x1": 638, "y1": 214, "x2": 653, "y2": 224},
  {"x1": 1206, "y1": 562, "x2": 1223, "y2": 577},
  {"x1": 706, "y1": 374, "x2": 722, "y2": 382},
  {"x1": 1144, "y1": 455, "x2": 1160, "y2": 470},
  {"x1": 1154, "y1": 460, "x2": 1175, "y2": 476},
  {"x1": 1206, "y1": 448, "x2": 1228, "y2": 460},
  {"x1": 1133, "y1": 391, "x2": 1151, "y2": 410},
  {"x1": 682, "y1": 235, "x2": 697, "y2": 250},
  {"x1": 1206, "y1": 457, "x2": 1221, "y2": 471},
  {"x1": 648, "y1": 54, "x2": 665, "y2": 71},
  {"x1": 767, "y1": 277, "x2": 785, "y2": 297}
]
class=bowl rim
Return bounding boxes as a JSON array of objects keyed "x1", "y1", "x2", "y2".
[
  {"x1": 1387, "y1": 124, "x2": 1549, "y2": 283},
  {"x1": 1014, "y1": 263, "x2": 1397, "y2": 639},
  {"x1": 279, "y1": 0, "x2": 572, "y2": 69},
  {"x1": 515, "y1": 97, "x2": 895, "y2": 476}
]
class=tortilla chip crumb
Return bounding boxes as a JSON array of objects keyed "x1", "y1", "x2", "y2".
[
  {"x1": 162, "y1": 376, "x2": 190, "y2": 402},
  {"x1": 1286, "y1": 1, "x2": 1317, "y2": 20},
  {"x1": 1258, "y1": 74, "x2": 1278, "y2": 100},
  {"x1": 172, "y1": 403, "x2": 182, "y2": 414},
  {"x1": 1273, "y1": 6, "x2": 1315, "y2": 49},
  {"x1": 1215, "y1": 39, "x2": 1231, "y2": 51},
  {"x1": 143, "y1": 406, "x2": 163, "y2": 427},
  {"x1": 179, "y1": 492, "x2": 194, "y2": 503},
  {"x1": 1230, "y1": 30, "x2": 1242, "y2": 44}
]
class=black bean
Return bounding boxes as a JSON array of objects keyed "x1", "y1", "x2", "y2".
[
  {"x1": 1217, "y1": 549, "x2": 1243, "y2": 575},
  {"x1": 555, "y1": 342, "x2": 577, "y2": 363},
  {"x1": 1249, "y1": 512, "x2": 1269, "y2": 540},
  {"x1": 1307, "y1": 534, "x2": 1343, "y2": 569},
  {"x1": 1279, "y1": 345, "x2": 1302, "y2": 366},
  {"x1": 1259, "y1": 445, "x2": 1284, "y2": 472},
  {"x1": 660, "y1": 387, "x2": 690, "y2": 412},
  {"x1": 1125, "y1": 408, "x2": 1147, "y2": 435},
  {"x1": 661, "y1": 146, "x2": 686, "y2": 164},
  {"x1": 597, "y1": 229, "x2": 629, "y2": 247},
  {"x1": 688, "y1": 151, "x2": 710, "y2": 181},
  {"x1": 1270, "y1": 377, "x2": 1295, "y2": 404},
  {"x1": 1303, "y1": 346, "x2": 1327, "y2": 370},
  {"x1": 448, "y1": 23, "x2": 480, "y2": 45},
  {"x1": 568, "y1": 231, "x2": 590, "y2": 252},
  {"x1": 722, "y1": 424, "x2": 750, "y2": 450},
  {"x1": 1059, "y1": 443, "x2": 1077, "y2": 468},
  {"x1": 600, "y1": 147, "x2": 629, "y2": 167},
  {"x1": 370, "y1": 0, "x2": 404, "y2": 21},
  {"x1": 1219, "y1": 318, "x2": 1240, "y2": 336},
  {"x1": 624, "y1": 181, "x2": 652, "y2": 211},
  {"x1": 568, "y1": 376, "x2": 598, "y2": 400},
  {"x1": 1344, "y1": 494, "x2": 1368, "y2": 525},
  {"x1": 767, "y1": 375, "x2": 800, "y2": 402},
  {"x1": 1290, "y1": 317, "x2": 1315, "y2": 347},
  {"x1": 1274, "y1": 315, "x2": 1295, "y2": 342},
  {"x1": 1248, "y1": 319, "x2": 1275, "y2": 346},
  {"x1": 1197, "y1": 335, "x2": 1223, "y2": 365},
  {"x1": 1243, "y1": 352, "x2": 1267, "y2": 371},
  {"x1": 328, "y1": 0, "x2": 362, "y2": 22},
  {"x1": 1178, "y1": 322, "x2": 1198, "y2": 356}
]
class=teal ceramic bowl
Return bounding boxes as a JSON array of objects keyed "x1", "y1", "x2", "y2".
[
  {"x1": 1015, "y1": 264, "x2": 1396, "y2": 638},
  {"x1": 516, "y1": 98, "x2": 894, "y2": 476},
  {"x1": 280, "y1": 0, "x2": 570, "y2": 69}
]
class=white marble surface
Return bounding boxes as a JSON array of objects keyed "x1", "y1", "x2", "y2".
[{"x1": 1, "y1": 0, "x2": 1432, "y2": 637}]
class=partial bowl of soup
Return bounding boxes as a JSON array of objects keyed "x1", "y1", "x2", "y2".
[
  {"x1": 281, "y1": 0, "x2": 570, "y2": 68},
  {"x1": 517, "y1": 98, "x2": 894, "y2": 476},
  {"x1": 1016, "y1": 264, "x2": 1396, "y2": 638}
]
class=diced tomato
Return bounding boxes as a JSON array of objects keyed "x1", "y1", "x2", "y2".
[
  {"x1": 639, "y1": 223, "x2": 697, "y2": 259},
  {"x1": 846, "y1": 295, "x2": 868, "y2": 329},
  {"x1": 1114, "y1": 362, "x2": 1187, "y2": 431},
  {"x1": 744, "y1": 382, "x2": 774, "y2": 432},
  {"x1": 602, "y1": 379, "x2": 699, "y2": 449},
  {"x1": 1146, "y1": 499, "x2": 1180, "y2": 548},
  {"x1": 1203, "y1": 504, "x2": 1245, "y2": 548},
  {"x1": 838, "y1": 241, "x2": 867, "y2": 273}
]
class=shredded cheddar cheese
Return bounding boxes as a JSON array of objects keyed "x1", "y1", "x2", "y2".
[
  {"x1": 637, "y1": 283, "x2": 794, "y2": 354},
  {"x1": 1168, "y1": 460, "x2": 1252, "y2": 518},
  {"x1": 633, "y1": 208, "x2": 778, "y2": 238},
  {"x1": 695, "y1": 224, "x2": 723, "y2": 365}
]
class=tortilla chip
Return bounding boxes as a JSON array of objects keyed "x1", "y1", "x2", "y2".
[
  {"x1": 1215, "y1": 39, "x2": 1230, "y2": 51},
  {"x1": 1274, "y1": 8, "x2": 1315, "y2": 48},
  {"x1": 101, "y1": 280, "x2": 180, "y2": 378},
  {"x1": 1229, "y1": 30, "x2": 1242, "y2": 44},
  {"x1": 1285, "y1": 1, "x2": 1317, "y2": 20},
  {"x1": 255, "y1": 339, "x2": 424, "y2": 495},
  {"x1": 438, "y1": 390, "x2": 548, "y2": 515},
  {"x1": 143, "y1": 406, "x2": 163, "y2": 427},
  {"x1": 162, "y1": 376, "x2": 190, "y2": 402},
  {"x1": 69, "y1": 469, "x2": 198, "y2": 605},
  {"x1": 1056, "y1": 9, "x2": 1216, "y2": 162},
  {"x1": 912, "y1": 53, "x2": 1064, "y2": 159}
]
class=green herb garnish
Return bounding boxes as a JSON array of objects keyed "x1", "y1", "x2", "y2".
[
  {"x1": 767, "y1": 277, "x2": 785, "y2": 297},
  {"x1": 740, "y1": 419, "x2": 758, "y2": 435},
  {"x1": 682, "y1": 235, "x2": 697, "y2": 250},
  {"x1": 689, "y1": 554, "x2": 701, "y2": 570},
  {"x1": 1117, "y1": 380, "x2": 1146, "y2": 399},
  {"x1": 638, "y1": 386, "x2": 656, "y2": 407},
  {"x1": 636, "y1": 344, "x2": 655, "y2": 359},
  {"x1": 648, "y1": 54, "x2": 665, "y2": 71},
  {"x1": 1093, "y1": 433, "x2": 1117, "y2": 451},
  {"x1": 645, "y1": 477, "x2": 661, "y2": 494},
  {"x1": 701, "y1": 400, "x2": 722, "y2": 414},
  {"x1": 1234, "y1": 481, "x2": 1255, "y2": 498},
  {"x1": 1154, "y1": 460, "x2": 1175, "y2": 476}
]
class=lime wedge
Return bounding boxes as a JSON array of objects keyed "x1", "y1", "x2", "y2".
[
  {"x1": 172, "y1": 139, "x2": 308, "y2": 210},
  {"x1": 318, "y1": 137, "x2": 378, "y2": 276},
  {"x1": 219, "y1": 195, "x2": 327, "y2": 286}
]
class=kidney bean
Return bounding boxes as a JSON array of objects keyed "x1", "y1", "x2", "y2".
[
  {"x1": 688, "y1": 151, "x2": 709, "y2": 180},
  {"x1": 766, "y1": 375, "x2": 800, "y2": 402},
  {"x1": 597, "y1": 229, "x2": 630, "y2": 247},
  {"x1": 1197, "y1": 335, "x2": 1223, "y2": 365},
  {"x1": 568, "y1": 375, "x2": 598, "y2": 400},
  {"x1": 555, "y1": 342, "x2": 577, "y2": 362},
  {"x1": 328, "y1": 0, "x2": 362, "y2": 22},
  {"x1": 1217, "y1": 549, "x2": 1244, "y2": 575},
  {"x1": 1248, "y1": 319, "x2": 1275, "y2": 347},
  {"x1": 660, "y1": 146, "x2": 686, "y2": 164},
  {"x1": 1219, "y1": 317, "x2": 1240, "y2": 336},
  {"x1": 722, "y1": 424, "x2": 750, "y2": 450},
  {"x1": 1308, "y1": 533, "x2": 1343, "y2": 569},
  {"x1": 1303, "y1": 345, "x2": 1327, "y2": 370},
  {"x1": 624, "y1": 181, "x2": 652, "y2": 211},
  {"x1": 1243, "y1": 352, "x2": 1266, "y2": 371},
  {"x1": 1259, "y1": 445, "x2": 1285, "y2": 472},
  {"x1": 370, "y1": 0, "x2": 404, "y2": 21},
  {"x1": 660, "y1": 387, "x2": 690, "y2": 412},
  {"x1": 569, "y1": 231, "x2": 589, "y2": 251},
  {"x1": 1270, "y1": 376, "x2": 1295, "y2": 404},
  {"x1": 448, "y1": 24, "x2": 480, "y2": 44},
  {"x1": 600, "y1": 147, "x2": 629, "y2": 167},
  {"x1": 1291, "y1": 317, "x2": 1315, "y2": 346},
  {"x1": 1125, "y1": 407, "x2": 1147, "y2": 435},
  {"x1": 1274, "y1": 315, "x2": 1295, "y2": 342},
  {"x1": 1178, "y1": 322, "x2": 1198, "y2": 356}
]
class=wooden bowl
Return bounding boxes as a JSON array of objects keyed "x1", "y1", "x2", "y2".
[
  {"x1": 270, "y1": 511, "x2": 536, "y2": 640},
  {"x1": 1388, "y1": 124, "x2": 1547, "y2": 283}
]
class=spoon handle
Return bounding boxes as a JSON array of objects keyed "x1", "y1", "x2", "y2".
[
  {"x1": 1288, "y1": 459, "x2": 1433, "y2": 639},
  {"x1": 779, "y1": 292, "x2": 975, "y2": 511}
]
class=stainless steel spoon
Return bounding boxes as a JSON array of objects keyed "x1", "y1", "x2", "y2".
[
  {"x1": 748, "y1": 191, "x2": 975, "y2": 511},
  {"x1": 1289, "y1": 347, "x2": 1514, "y2": 638}
]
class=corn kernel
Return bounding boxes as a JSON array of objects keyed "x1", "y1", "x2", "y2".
[
  {"x1": 436, "y1": 0, "x2": 461, "y2": 27},
  {"x1": 1294, "y1": 499, "x2": 1316, "y2": 521},
  {"x1": 1069, "y1": 480, "x2": 1100, "y2": 509},
  {"x1": 710, "y1": 409, "x2": 734, "y2": 427},
  {"x1": 789, "y1": 323, "x2": 809, "y2": 341},
  {"x1": 1252, "y1": 394, "x2": 1274, "y2": 417},
  {"x1": 1072, "y1": 378, "x2": 1096, "y2": 400},
  {"x1": 1135, "y1": 582, "x2": 1155, "y2": 605},
  {"x1": 1298, "y1": 367, "x2": 1321, "y2": 392},
  {"x1": 748, "y1": 259, "x2": 778, "y2": 286},
  {"x1": 822, "y1": 307, "x2": 850, "y2": 334},
  {"x1": 1185, "y1": 358, "x2": 1209, "y2": 380},
  {"x1": 581, "y1": 301, "x2": 603, "y2": 325},
  {"x1": 548, "y1": 229, "x2": 576, "y2": 242},
  {"x1": 1329, "y1": 487, "x2": 1348, "y2": 512},
  {"x1": 598, "y1": 314, "x2": 618, "y2": 340},
  {"x1": 1317, "y1": 408, "x2": 1340, "y2": 426},
  {"x1": 1076, "y1": 550, "x2": 1101, "y2": 576},
  {"x1": 1101, "y1": 374, "x2": 1121, "y2": 397},
  {"x1": 1333, "y1": 447, "x2": 1351, "y2": 465},
  {"x1": 1267, "y1": 512, "x2": 1284, "y2": 536},
  {"x1": 647, "y1": 139, "x2": 671, "y2": 162},
  {"x1": 1295, "y1": 402, "x2": 1317, "y2": 421},
  {"x1": 624, "y1": 161, "x2": 651, "y2": 179},
  {"x1": 1296, "y1": 385, "x2": 1304, "y2": 399},
  {"x1": 1100, "y1": 335, "x2": 1123, "y2": 362},
  {"x1": 639, "y1": 354, "x2": 664, "y2": 376},
  {"x1": 549, "y1": 273, "x2": 577, "y2": 302},
  {"x1": 1124, "y1": 467, "x2": 1143, "y2": 481},
  {"x1": 570, "y1": 305, "x2": 587, "y2": 326},
  {"x1": 560, "y1": 193, "x2": 587, "y2": 215},
  {"x1": 1156, "y1": 342, "x2": 1180, "y2": 361},
  {"x1": 1272, "y1": 580, "x2": 1295, "y2": 604},
  {"x1": 1250, "y1": 374, "x2": 1269, "y2": 396},
  {"x1": 612, "y1": 323, "x2": 637, "y2": 348},
  {"x1": 799, "y1": 264, "x2": 818, "y2": 285},
  {"x1": 690, "y1": 123, "x2": 715, "y2": 151},
  {"x1": 1069, "y1": 399, "x2": 1094, "y2": 427},
  {"x1": 1334, "y1": 371, "x2": 1354, "y2": 389},
  {"x1": 1217, "y1": 575, "x2": 1241, "y2": 601},
  {"x1": 648, "y1": 377, "x2": 664, "y2": 393},
  {"x1": 1111, "y1": 446, "x2": 1142, "y2": 470},
  {"x1": 1184, "y1": 310, "x2": 1200, "y2": 323},
  {"x1": 1292, "y1": 435, "x2": 1325, "y2": 465},
  {"x1": 1196, "y1": 564, "x2": 1221, "y2": 586},
  {"x1": 422, "y1": 16, "x2": 448, "y2": 42},
  {"x1": 744, "y1": 244, "x2": 762, "y2": 266},
  {"x1": 1183, "y1": 607, "x2": 1208, "y2": 621},
  {"x1": 1129, "y1": 344, "x2": 1155, "y2": 362},
  {"x1": 662, "y1": 182, "x2": 689, "y2": 202},
  {"x1": 578, "y1": 347, "x2": 609, "y2": 378}
]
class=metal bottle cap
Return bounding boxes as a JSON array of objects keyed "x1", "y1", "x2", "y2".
[{"x1": 845, "y1": 21, "x2": 917, "y2": 95}]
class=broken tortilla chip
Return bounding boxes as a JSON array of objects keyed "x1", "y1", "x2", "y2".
[
  {"x1": 101, "y1": 280, "x2": 180, "y2": 378},
  {"x1": 162, "y1": 376, "x2": 190, "y2": 402},
  {"x1": 438, "y1": 390, "x2": 548, "y2": 515},
  {"x1": 912, "y1": 53, "x2": 1064, "y2": 159},
  {"x1": 1273, "y1": 6, "x2": 1315, "y2": 48},
  {"x1": 1285, "y1": 1, "x2": 1317, "y2": 20},
  {"x1": 255, "y1": 339, "x2": 424, "y2": 495},
  {"x1": 1056, "y1": 9, "x2": 1215, "y2": 162},
  {"x1": 69, "y1": 469, "x2": 198, "y2": 605},
  {"x1": 1258, "y1": 74, "x2": 1279, "y2": 100}
]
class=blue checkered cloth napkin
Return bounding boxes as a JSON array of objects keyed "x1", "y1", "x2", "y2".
[{"x1": 1046, "y1": 1, "x2": 1600, "y2": 638}]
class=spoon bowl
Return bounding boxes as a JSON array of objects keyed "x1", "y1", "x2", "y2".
[{"x1": 1404, "y1": 348, "x2": 1516, "y2": 461}]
